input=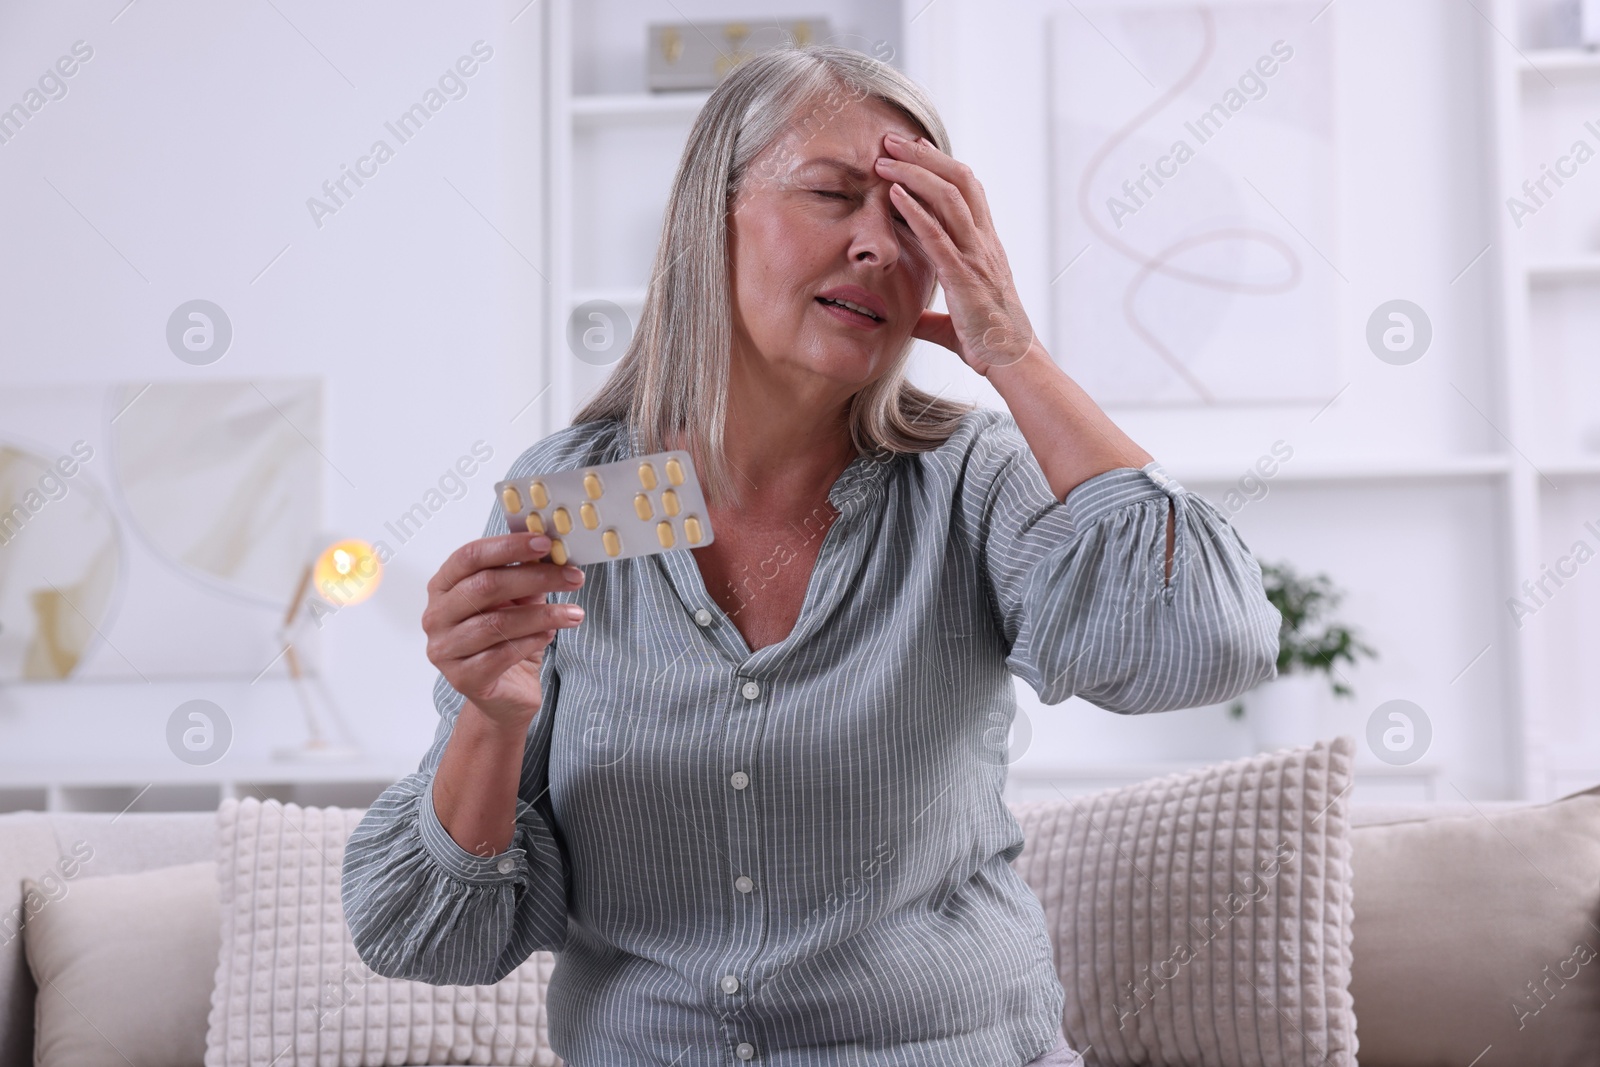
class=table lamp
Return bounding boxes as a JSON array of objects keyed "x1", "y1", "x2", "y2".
[{"x1": 271, "y1": 537, "x2": 382, "y2": 762}]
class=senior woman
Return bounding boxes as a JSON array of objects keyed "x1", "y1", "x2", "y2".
[{"x1": 342, "y1": 44, "x2": 1280, "y2": 1067}]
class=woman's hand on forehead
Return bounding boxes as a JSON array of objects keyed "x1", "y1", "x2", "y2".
[{"x1": 872, "y1": 133, "x2": 1039, "y2": 376}]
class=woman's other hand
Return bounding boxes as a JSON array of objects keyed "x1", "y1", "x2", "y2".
[
  {"x1": 421, "y1": 533, "x2": 586, "y2": 729},
  {"x1": 873, "y1": 132, "x2": 1039, "y2": 375}
]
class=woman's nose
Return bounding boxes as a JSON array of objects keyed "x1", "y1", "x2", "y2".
[{"x1": 849, "y1": 192, "x2": 906, "y2": 265}]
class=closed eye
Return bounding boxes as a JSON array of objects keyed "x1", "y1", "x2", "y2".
[{"x1": 813, "y1": 189, "x2": 911, "y2": 227}]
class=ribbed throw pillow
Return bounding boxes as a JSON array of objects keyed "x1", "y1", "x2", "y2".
[
  {"x1": 205, "y1": 797, "x2": 562, "y2": 1067},
  {"x1": 1010, "y1": 736, "x2": 1358, "y2": 1067}
]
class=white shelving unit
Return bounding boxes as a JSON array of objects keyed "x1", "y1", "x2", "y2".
[
  {"x1": 1486, "y1": 0, "x2": 1600, "y2": 799},
  {"x1": 539, "y1": 0, "x2": 906, "y2": 427}
]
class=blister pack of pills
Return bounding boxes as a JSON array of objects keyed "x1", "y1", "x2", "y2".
[{"x1": 495, "y1": 450, "x2": 716, "y2": 565}]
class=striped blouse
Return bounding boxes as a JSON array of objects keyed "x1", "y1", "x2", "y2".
[{"x1": 341, "y1": 407, "x2": 1281, "y2": 1066}]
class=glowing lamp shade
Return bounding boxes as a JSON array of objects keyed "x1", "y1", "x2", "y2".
[{"x1": 312, "y1": 539, "x2": 382, "y2": 607}]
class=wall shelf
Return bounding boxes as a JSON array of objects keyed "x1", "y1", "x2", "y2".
[
  {"x1": 1518, "y1": 47, "x2": 1600, "y2": 75},
  {"x1": 571, "y1": 90, "x2": 712, "y2": 123},
  {"x1": 0, "y1": 761, "x2": 416, "y2": 814},
  {"x1": 1533, "y1": 456, "x2": 1600, "y2": 477},
  {"x1": 1527, "y1": 254, "x2": 1600, "y2": 284},
  {"x1": 1170, "y1": 455, "x2": 1512, "y2": 485}
]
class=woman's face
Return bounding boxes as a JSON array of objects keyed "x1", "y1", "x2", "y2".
[{"x1": 727, "y1": 95, "x2": 937, "y2": 400}]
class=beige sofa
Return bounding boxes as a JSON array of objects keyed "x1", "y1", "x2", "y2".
[{"x1": 1, "y1": 785, "x2": 1596, "y2": 1066}]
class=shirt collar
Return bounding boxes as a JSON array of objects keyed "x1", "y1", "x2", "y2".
[{"x1": 609, "y1": 419, "x2": 896, "y2": 521}]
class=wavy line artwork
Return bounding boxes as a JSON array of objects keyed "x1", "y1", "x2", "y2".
[{"x1": 1053, "y1": 3, "x2": 1335, "y2": 407}]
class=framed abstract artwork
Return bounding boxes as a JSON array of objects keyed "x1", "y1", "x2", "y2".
[
  {"x1": 0, "y1": 379, "x2": 321, "y2": 681},
  {"x1": 1049, "y1": 0, "x2": 1340, "y2": 406}
]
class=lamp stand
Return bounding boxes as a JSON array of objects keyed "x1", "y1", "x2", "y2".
[{"x1": 271, "y1": 561, "x2": 361, "y2": 763}]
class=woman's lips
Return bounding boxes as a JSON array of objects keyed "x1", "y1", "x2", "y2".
[{"x1": 815, "y1": 297, "x2": 884, "y2": 330}]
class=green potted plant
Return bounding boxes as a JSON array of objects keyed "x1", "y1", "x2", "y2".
[{"x1": 1232, "y1": 560, "x2": 1378, "y2": 751}]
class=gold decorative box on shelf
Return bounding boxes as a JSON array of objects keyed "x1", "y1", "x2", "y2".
[{"x1": 647, "y1": 18, "x2": 831, "y2": 91}]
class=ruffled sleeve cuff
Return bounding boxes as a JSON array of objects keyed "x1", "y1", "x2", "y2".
[{"x1": 419, "y1": 773, "x2": 531, "y2": 886}]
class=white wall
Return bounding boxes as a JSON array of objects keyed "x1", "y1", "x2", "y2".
[{"x1": 0, "y1": 0, "x2": 548, "y2": 774}]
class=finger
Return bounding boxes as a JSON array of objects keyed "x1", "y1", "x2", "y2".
[
  {"x1": 430, "y1": 533, "x2": 555, "y2": 596},
  {"x1": 467, "y1": 603, "x2": 582, "y2": 648},
  {"x1": 436, "y1": 601, "x2": 584, "y2": 663},
  {"x1": 878, "y1": 158, "x2": 975, "y2": 251},
  {"x1": 888, "y1": 181, "x2": 963, "y2": 282},
  {"x1": 885, "y1": 134, "x2": 994, "y2": 234},
  {"x1": 431, "y1": 560, "x2": 585, "y2": 631},
  {"x1": 876, "y1": 138, "x2": 979, "y2": 250},
  {"x1": 521, "y1": 627, "x2": 557, "y2": 663}
]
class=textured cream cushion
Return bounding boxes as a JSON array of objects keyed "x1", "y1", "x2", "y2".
[
  {"x1": 205, "y1": 797, "x2": 561, "y2": 1067},
  {"x1": 23, "y1": 860, "x2": 220, "y2": 1067},
  {"x1": 1010, "y1": 736, "x2": 1357, "y2": 1067},
  {"x1": 1348, "y1": 784, "x2": 1600, "y2": 1066}
]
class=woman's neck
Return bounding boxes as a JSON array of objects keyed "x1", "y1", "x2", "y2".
[
  {"x1": 721, "y1": 407, "x2": 855, "y2": 514},
  {"x1": 715, "y1": 357, "x2": 859, "y2": 514}
]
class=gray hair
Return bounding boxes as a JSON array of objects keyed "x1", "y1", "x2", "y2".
[{"x1": 571, "y1": 43, "x2": 975, "y2": 508}]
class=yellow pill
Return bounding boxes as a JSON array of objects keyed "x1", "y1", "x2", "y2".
[
  {"x1": 661, "y1": 489, "x2": 681, "y2": 517},
  {"x1": 656, "y1": 520, "x2": 675, "y2": 548},
  {"x1": 602, "y1": 529, "x2": 621, "y2": 557},
  {"x1": 529, "y1": 481, "x2": 548, "y2": 508},
  {"x1": 633, "y1": 493, "x2": 653, "y2": 520},
  {"x1": 638, "y1": 463, "x2": 658, "y2": 490},
  {"x1": 580, "y1": 502, "x2": 599, "y2": 529},
  {"x1": 525, "y1": 512, "x2": 544, "y2": 535},
  {"x1": 583, "y1": 472, "x2": 603, "y2": 499},
  {"x1": 684, "y1": 515, "x2": 703, "y2": 544},
  {"x1": 553, "y1": 506, "x2": 572, "y2": 534},
  {"x1": 665, "y1": 457, "x2": 685, "y2": 485},
  {"x1": 548, "y1": 538, "x2": 568, "y2": 565},
  {"x1": 501, "y1": 487, "x2": 522, "y2": 513}
]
